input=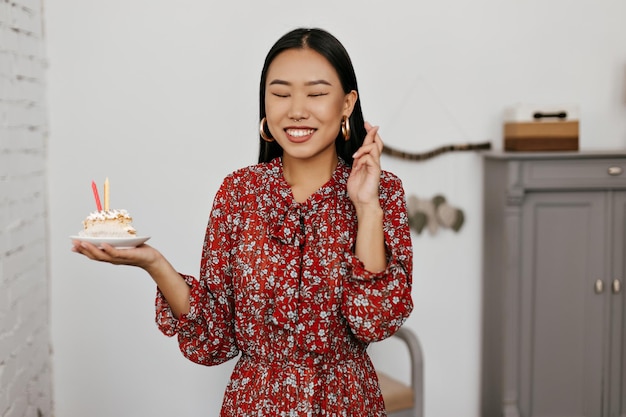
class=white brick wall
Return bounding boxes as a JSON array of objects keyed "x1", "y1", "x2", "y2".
[{"x1": 0, "y1": 0, "x2": 52, "y2": 416}]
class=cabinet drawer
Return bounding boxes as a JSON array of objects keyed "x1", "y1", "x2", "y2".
[{"x1": 522, "y1": 159, "x2": 626, "y2": 189}]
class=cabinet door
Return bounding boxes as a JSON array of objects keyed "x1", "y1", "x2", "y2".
[
  {"x1": 519, "y1": 191, "x2": 607, "y2": 417},
  {"x1": 610, "y1": 191, "x2": 626, "y2": 417}
]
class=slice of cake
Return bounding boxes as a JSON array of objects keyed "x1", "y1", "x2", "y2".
[{"x1": 79, "y1": 209, "x2": 137, "y2": 237}]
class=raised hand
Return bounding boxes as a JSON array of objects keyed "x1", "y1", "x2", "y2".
[{"x1": 347, "y1": 121, "x2": 384, "y2": 211}]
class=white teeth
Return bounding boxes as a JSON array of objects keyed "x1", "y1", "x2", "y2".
[{"x1": 286, "y1": 129, "x2": 314, "y2": 137}]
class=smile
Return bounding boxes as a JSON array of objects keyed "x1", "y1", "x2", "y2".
[{"x1": 285, "y1": 128, "x2": 315, "y2": 138}]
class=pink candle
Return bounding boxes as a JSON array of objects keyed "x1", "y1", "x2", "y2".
[{"x1": 91, "y1": 181, "x2": 102, "y2": 211}]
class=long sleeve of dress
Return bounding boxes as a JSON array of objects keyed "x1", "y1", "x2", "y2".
[
  {"x1": 341, "y1": 173, "x2": 413, "y2": 343},
  {"x1": 155, "y1": 175, "x2": 239, "y2": 366}
]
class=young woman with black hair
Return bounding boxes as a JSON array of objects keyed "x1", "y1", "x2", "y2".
[{"x1": 73, "y1": 27, "x2": 413, "y2": 416}]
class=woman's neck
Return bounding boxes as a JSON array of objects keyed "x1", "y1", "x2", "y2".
[{"x1": 282, "y1": 153, "x2": 338, "y2": 203}]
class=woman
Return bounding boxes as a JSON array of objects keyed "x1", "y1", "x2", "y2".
[{"x1": 73, "y1": 27, "x2": 413, "y2": 416}]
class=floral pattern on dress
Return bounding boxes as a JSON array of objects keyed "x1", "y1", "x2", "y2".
[{"x1": 156, "y1": 157, "x2": 413, "y2": 416}]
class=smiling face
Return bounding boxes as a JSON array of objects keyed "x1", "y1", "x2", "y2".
[{"x1": 264, "y1": 48, "x2": 357, "y2": 164}]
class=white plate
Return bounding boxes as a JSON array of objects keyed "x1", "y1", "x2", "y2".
[{"x1": 69, "y1": 235, "x2": 151, "y2": 249}]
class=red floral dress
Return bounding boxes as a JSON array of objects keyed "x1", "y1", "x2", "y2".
[{"x1": 156, "y1": 157, "x2": 413, "y2": 416}]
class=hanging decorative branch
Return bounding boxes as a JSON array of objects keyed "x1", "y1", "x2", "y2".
[{"x1": 382, "y1": 141, "x2": 492, "y2": 161}]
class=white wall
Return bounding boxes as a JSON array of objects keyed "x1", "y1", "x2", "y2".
[
  {"x1": 0, "y1": 1, "x2": 52, "y2": 416},
  {"x1": 45, "y1": 1, "x2": 626, "y2": 416}
]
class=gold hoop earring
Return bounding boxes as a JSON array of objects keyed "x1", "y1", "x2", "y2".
[
  {"x1": 259, "y1": 117, "x2": 274, "y2": 142},
  {"x1": 341, "y1": 115, "x2": 351, "y2": 141}
]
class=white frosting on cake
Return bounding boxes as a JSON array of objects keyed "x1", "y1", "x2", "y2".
[{"x1": 79, "y1": 209, "x2": 137, "y2": 237}]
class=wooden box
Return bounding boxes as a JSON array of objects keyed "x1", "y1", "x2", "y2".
[
  {"x1": 503, "y1": 105, "x2": 579, "y2": 151},
  {"x1": 504, "y1": 121, "x2": 579, "y2": 151}
]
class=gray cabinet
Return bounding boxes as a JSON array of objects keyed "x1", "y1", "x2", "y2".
[{"x1": 482, "y1": 152, "x2": 626, "y2": 417}]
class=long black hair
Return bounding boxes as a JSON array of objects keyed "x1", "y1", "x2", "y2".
[{"x1": 258, "y1": 28, "x2": 366, "y2": 166}]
